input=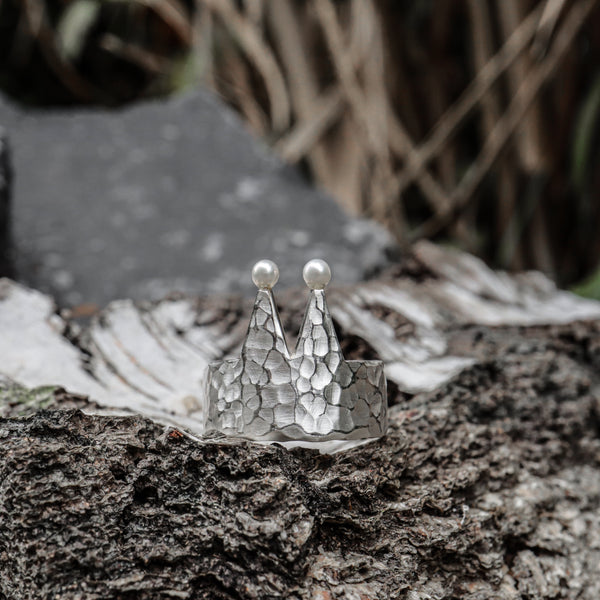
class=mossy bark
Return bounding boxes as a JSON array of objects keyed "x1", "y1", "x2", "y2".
[{"x1": 1, "y1": 320, "x2": 599, "y2": 598}]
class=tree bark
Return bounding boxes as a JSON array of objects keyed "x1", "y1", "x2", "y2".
[{"x1": 1, "y1": 241, "x2": 600, "y2": 598}]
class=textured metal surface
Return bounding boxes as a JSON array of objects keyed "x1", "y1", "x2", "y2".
[{"x1": 205, "y1": 287, "x2": 387, "y2": 441}]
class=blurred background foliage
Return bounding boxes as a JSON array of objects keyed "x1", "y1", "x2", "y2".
[{"x1": 0, "y1": 0, "x2": 599, "y2": 296}]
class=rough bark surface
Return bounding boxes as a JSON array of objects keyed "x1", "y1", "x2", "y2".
[{"x1": 1, "y1": 243, "x2": 600, "y2": 598}]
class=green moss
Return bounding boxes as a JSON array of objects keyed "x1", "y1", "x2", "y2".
[
  {"x1": 572, "y1": 265, "x2": 600, "y2": 301},
  {"x1": 0, "y1": 379, "x2": 58, "y2": 417}
]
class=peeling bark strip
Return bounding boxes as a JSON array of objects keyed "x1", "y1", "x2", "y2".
[
  {"x1": 1, "y1": 241, "x2": 599, "y2": 437},
  {"x1": 1, "y1": 242, "x2": 600, "y2": 597}
]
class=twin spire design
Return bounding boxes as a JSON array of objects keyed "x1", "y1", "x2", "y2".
[{"x1": 204, "y1": 259, "x2": 388, "y2": 442}]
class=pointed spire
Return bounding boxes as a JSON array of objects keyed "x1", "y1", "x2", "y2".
[
  {"x1": 294, "y1": 259, "x2": 341, "y2": 358},
  {"x1": 295, "y1": 289, "x2": 341, "y2": 358},
  {"x1": 244, "y1": 288, "x2": 289, "y2": 358},
  {"x1": 243, "y1": 260, "x2": 289, "y2": 361},
  {"x1": 292, "y1": 259, "x2": 343, "y2": 416}
]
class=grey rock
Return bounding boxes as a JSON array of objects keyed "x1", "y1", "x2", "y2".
[
  {"x1": 0, "y1": 90, "x2": 392, "y2": 307},
  {"x1": 0, "y1": 130, "x2": 11, "y2": 276}
]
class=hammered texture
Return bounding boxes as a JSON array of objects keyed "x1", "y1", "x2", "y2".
[{"x1": 205, "y1": 289, "x2": 387, "y2": 441}]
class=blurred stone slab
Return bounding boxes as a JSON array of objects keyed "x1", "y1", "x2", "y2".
[
  {"x1": 0, "y1": 131, "x2": 10, "y2": 276},
  {"x1": 0, "y1": 90, "x2": 392, "y2": 307}
]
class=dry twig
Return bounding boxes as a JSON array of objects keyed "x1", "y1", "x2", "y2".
[
  {"x1": 275, "y1": 87, "x2": 343, "y2": 164},
  {"x1": 21, "y1": 0, "x2": 99, "y2": 102},
  {"x1": 394, "y1": 0, "x2": 550, "y2": 197},
  {"x1": 203, "y1": 0, "x2": 290, "y2": 131},
  {"x1": 410, "y1": 0, "x2": 597, "y2": 241}
]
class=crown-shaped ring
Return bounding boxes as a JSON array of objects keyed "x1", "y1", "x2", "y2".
[{"x1": 204, "y1": 259, "x2": 388, "y2": 441}]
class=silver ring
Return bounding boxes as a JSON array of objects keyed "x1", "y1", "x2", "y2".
[{"x1": 204, "y1": 259, "x2": 388, "y2": 442}]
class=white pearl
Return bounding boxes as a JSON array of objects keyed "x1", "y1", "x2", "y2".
[
  {"x1": 303, "y1": 259, "x2": 331, "y2": 290},
  {"x1": 252, "y1": 260, "x2": 279, "y2": 289}
]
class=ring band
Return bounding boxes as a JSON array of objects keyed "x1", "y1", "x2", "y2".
[{"x1": 204, "y1": 260, "x2": 388, "y2": 442}]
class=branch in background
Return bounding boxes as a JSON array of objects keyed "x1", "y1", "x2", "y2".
[
  {"x1": 393, "y1": 0, "x2": 549, "y2": 198},
  {"x1": 135, "y1": 0, "x2": 193, "y2": 46},
  {"x1": 363, "y1": 0, "x2": 453, "y2": 220},
  {"x1": 192, "y1": 0, "x2": 214, "y2": 87},
  {"x1": 267, "y1": 0, "x2": 338, "y2": 196},
  {"x1": 275, "y1": 87, "x2": 343, "y2": 164},
  {"x1": 410, "y1": 0, "x2": 598, "y2": 242},
  {"x1": 21, "y1": 0, "x2": 100, "y2": 102},
  {"x1": 312, "y1": 0, "x2": 394, "y2": 218},
  {"x1": 497, "y1": 0, "x2": 547, "y2": 174},
  {"x1": 100, "y1": 34, "x2": 169, "y2": 74},
  {"x1": 388, "y1": 116, "x2": 451, "y2": 217},
  {"x1": 202, "y1": 0, "x2": 290, "y2": 132},
  {"x1": 242, "y1": 0, "x2": 265, "y2": 27},
  {"x1": 498, "y1": 0, "x2": 554, "y2": 275},
  {"x1": 312, "y1": 0, "x2": 450, "y2": 229},
  {"x1": 467, "y1": 0, "x2": 519, "y2": 262},
  {"x1": 533, "y1": 0, "x2": 568, "y2": 55},
  {"x1": 214, "y1": 39, "x2": 269, "y2": 136}
]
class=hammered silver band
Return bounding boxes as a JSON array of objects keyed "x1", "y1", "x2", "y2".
[{"x1": 204, "y1": 260, "x2": 388, "y2": 442}]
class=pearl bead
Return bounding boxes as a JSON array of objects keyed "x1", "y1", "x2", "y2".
[
  {"x1": 303, "y1": 259, "x2": 331, "y2": 290},
  {"x1": 252, "y1": 260, "x2": 279, "y2": 289}
]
